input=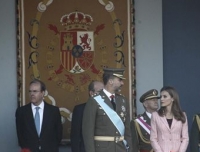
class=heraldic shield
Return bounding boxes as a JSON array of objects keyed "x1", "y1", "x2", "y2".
[{"x1": 60, "y1": 31, "x2": 94, "y2": 73}]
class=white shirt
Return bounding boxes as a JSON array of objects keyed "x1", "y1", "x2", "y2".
[
  {"x1": 145, "y1": 111, "x2": 152, "y2": 119},
  {"x1": 103, "y1": 89, "x2": 115, "y2": 101},
  {"x1": 31, "y1": 101, "x2": 44, "y2": 133}
]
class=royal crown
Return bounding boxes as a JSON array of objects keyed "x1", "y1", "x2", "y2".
[{"x1": 60, "y1": 11, "x2": 93, "y2": 31}]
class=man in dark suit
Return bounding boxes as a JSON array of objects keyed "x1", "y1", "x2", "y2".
[
  {"x1": 70, "y1": 80, "x2": 104, "y2": 152},
  {"x1": 15, "y1": 79, "x2": 63, "y2": 152},
  {"x1": 131, "y1": 89, "x2": 160, "y2": 152},
  {"x1": 82, "y1": 68, "x2": 132, "y2": 152}
]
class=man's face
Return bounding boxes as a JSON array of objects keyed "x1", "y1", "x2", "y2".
[
  {"x1": 112, "y1": 77, "x2": 124, "y2": 92},
  {"x1": 144, "y1": 98, "x2": 159, "y2": 113},
  {"x1": 29, "y1": 82, "x2": 44, "y2": 106}
]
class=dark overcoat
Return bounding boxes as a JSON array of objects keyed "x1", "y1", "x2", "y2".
[{"x1": 70, "y1": 103, "x2": 86, "y2": 152}]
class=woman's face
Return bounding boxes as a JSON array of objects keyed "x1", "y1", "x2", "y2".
[{"x1": 160, "y1": 90, "x2": 174, "y2": 107}]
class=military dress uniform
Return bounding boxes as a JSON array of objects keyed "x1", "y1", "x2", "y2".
[
  {"x1": 82, "y1": 90, "x2": 132, "y2": 152},
  {"x1": 190, "y1": 114, "x2": 200, "y2": 152},
  {"x1": 131, "y1": 89, "x2": 160, "y2": 152},
  {"x1": 131, "y1": 112, "x2": 152, "y2": 152}
]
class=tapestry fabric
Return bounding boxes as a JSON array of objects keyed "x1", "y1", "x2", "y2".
[{"x1": 17, "y1": 0, "x2": 135, "y2": 141}]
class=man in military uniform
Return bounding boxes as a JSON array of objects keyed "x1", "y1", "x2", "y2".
[
  {"x1": 82, "y1": 68, "x2": 132, "y2": 152},
  {"x1": 131, "y1": 89, "x2": 160, "y2": 152},
  {"x1": 190, "y1": 113, "x2": 200, "y2": 152},
  {"x1": 70, "y1": 81, "x2": 104, "y2": 152}
]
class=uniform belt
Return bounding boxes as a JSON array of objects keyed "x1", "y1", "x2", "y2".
[
  {"x1": 140, "y1": 149, "x2": 153, "y2": 152},
  {"x1": 94, "y1": 136, "x2": 124, "y2": 142}
]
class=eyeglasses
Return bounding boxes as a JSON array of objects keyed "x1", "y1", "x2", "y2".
[{"x1": 29, "y1": 90, "x2": 41, "y2": 94}]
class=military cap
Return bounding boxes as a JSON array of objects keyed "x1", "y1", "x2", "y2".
[
  {"x1": 103, "y1": 68, "x2": 125, "y2": 79},
  {"x1": 139, "y1": 89, "x2": 160, "y2": 103}
]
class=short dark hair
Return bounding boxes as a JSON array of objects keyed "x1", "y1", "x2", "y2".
[
  {"x1": 88, "y1": 80, "x2": 96, "y2": 92},
  {"x1": 102, "y1": 73, "x2": 115, "y2": 85},
  {"x1": 30, "y1": 79, "x2": 46, "y2": 92}
]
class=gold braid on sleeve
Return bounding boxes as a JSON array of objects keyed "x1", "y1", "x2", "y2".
[
  {"x1": 195, "y1": 115, "x2": 200, "y2": 147},
  {"x1": 134, "y1": 120, "x2": 150, "y2": 144}
]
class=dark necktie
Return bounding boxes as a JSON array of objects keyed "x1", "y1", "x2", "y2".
[
  {"x1": 110, "y1": 95, "x2": 116, "y2": 111},
  {"x1": 34, "y1": 107, "x2": 40, "y2": 135}
]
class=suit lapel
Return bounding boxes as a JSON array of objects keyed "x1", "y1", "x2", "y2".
[
  {"x1": 40, "y1": 102, "x2": 48, "y2": 136},
  {"x1": 115, "y1": 95, "x2": 119, "y2": 111},
  {"x1": 100, "y1": 91, "x2": 114, "y2": 110},
  {"x1": 170, "y1": 117, "x2": 177, "y2": 130},
  {"x1": 115, "y1": 94, "x2": 123, "y2": 111},
  {"x1": 160, "y1": 115, "x2": 171, "y2": 131},
  {"x1": 142, "y1": 112, "x2": 151, "y2": 125},
  {"x1": 26, "y1": 103, "x2": 38, "y2": 136}
]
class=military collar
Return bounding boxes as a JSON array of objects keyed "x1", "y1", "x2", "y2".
[
  {"x1": 145, "y1": 111, "x2": 152, "y2": 119},
  {"x1": 103, "y1": 89, "x2": 115, "y2": 99}
]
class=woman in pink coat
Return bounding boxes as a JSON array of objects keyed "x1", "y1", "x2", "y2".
[{"x1": 150, "y1": 86, "x2": 189, "y2": 152}]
